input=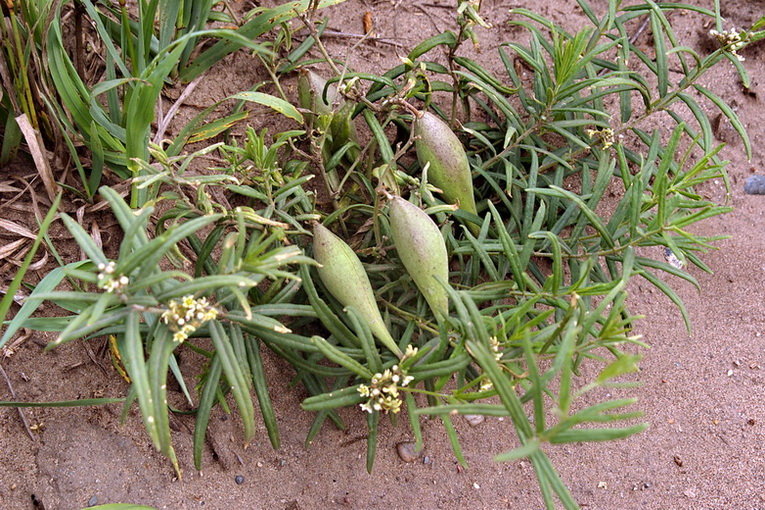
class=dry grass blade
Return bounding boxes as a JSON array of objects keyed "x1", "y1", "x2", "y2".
[
  {"x1": 0, "y1": 285, "x2": 29, "y2": 306},
  {"x1": 154, "y1": 74, "x2": 205, "y2": 144},
  {"x1": 27, "y1": 251, "x2": 48, "y2": 271},
  {"x1": 0, "y1": 238, "x2": 30, "y2": 260},
  {"x1": 0, "y1": 364, "x2": 35, "y2": 441},
  {"x1": 0, "y1": 219, "x2": 37, "y2": 239},
  {"x1": 14, "y1": 114, "x2": 57, "y2": 202},
  {"x1": 91, "y1": 220, "x2": 103, "y2": 251},
  {"x1": 0, "y1": 328, "x2": 31, "y2": 359}
]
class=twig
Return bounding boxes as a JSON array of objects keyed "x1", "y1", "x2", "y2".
[
  {"x1": 154, "y1": 74, "x2": 206, "y2": 144},
  {"x1": 312, "y1": 30, "x2": 406, "y2": 49},
  {"x1": 0, "y1": 364, "x2": 35, "y2": 441},
  {"x1": 630, "y1": 15, "x2": 652, "y2": 45}
]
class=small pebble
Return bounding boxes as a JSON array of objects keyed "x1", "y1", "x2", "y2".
[
  {"x1": 664, "y1": 247, "x2": 683, "y2": 269},
  {"x1": 744, "y1": 175, "x2": 765, "y2": 195},
  {"x1": 88, "y1": 495, "x2": 98, "y2": 507},
  {"x1": 234, "y1": 475, "x2": 244, "y2": 485},
  {"x1": 423, "y1": 455, "x2": 432, "y2": 465},
  {"x1": 464, "y1": 414, "x2": 485, "y2": 427},
  {"x1": 396, "y1": 441, "x2": 422, "y2": 463}
]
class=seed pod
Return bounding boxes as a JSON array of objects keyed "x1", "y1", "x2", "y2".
[
  {"x1": 413, "y1": 111, "x2": 477, "y2": 218},
  {"x1": 388, "y1": 195, "x2": 449, "y2": 321},
  {"x1": 297, "y1": 69, "x2": 359, "y2": 151},
  {"x1": 312, "y1": 222, "x2": 402, "y2": 357},
  {"x1": 298, "y1": 69, "x2": 337, "y2": 116}
]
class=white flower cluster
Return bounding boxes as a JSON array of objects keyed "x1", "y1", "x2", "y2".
[
  {"x1": 161, "y1": 295, "x2": 218, "y2": 343},
  {"x1": 478, "y1": 337, "x2": 503, "y2": 392},
  {"x1": 586, "y1": 127, "x2": 616, "y2": 150},
  {"x1": 97, "y1": 261, "x2": 129, "y2": 293},
  {"x1": 710, "y1": 28, "x2": 749, "y2": 61},
  {"x1": 489, "y1": 336, "x2": 503, "y2": 361},
  {"x1": 357, "y1": 364, "x2": 414, "y2": 414}
]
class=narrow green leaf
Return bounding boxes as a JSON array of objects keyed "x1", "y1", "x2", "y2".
[
  {"x1": 1, "y1": 259, "x2": 86, "y2": 348},
  {"x1": 366, "y1": 410, "x2": 379, "y2": 473},
  {"x1": 311, "y1": 336, "x2": 373, "y2": 379},
  {"x1": 122, "y1": 311, "x2": 160, "y2": 449},
  {"x1": 650, "y1": 11, "x2": 668, "y2": 97},
  {"x1": 0, "y1": 398, "x2": 124, "y2": 407},
  {"x1": 194, "y1": 353, "x2": 223, "y2": 470},
  {"x1": 408, "y1": 31, "x2": 457, "y2": 59},
  {"x1": 346, "y1": 306, "x2": 382, "y2": 375},
  {"x1": 229, "y1": 92, "x2": 303, "y2": 123},
  {"x1": 58, "y1": 213, "x2": 107, "y2": 266},
  {"x1": 494, "y1": 438, "x2": 541, "y2": 462},
  {"x1": 245, "y1": 337, "x2": 280, "y2": 449},
  {"x1": 301, "y1": 385, "x2": 365, "y2": 411},
  {"x1": 550, "y1": 423, "x2": 649, "y2": 443},
  {"x1": 441, "y1": 412, "x2": 466, "y2": 468},
  {"x1": 695, "y1": 84, "x2": 752, "y2": 159},
  {"x1": 187, "y1": 110, "x2": 250, "y2": 143},
  {"x1": 639, "y1": 270, "x2": 691, "y2": 332},
  {"x1": 209, "y1": 320, "x2": 256, "y2": 444}
]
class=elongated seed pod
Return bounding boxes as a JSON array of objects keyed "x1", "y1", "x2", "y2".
[
  {"x1": 298, "y1": 69, "x2": 338, "y2": 116},
  {"x1": 298, "y1": 69, "x2": 359, "y2": 150},
  {"x1": 414, "y1": 111, "x2": 477, "y2": 218},
  {"x1": 388, "y1": 196, "x2": 449, "y2": 321},
  {"x1": 312, "y1": 223, "x2": 402, "y2": 357}
]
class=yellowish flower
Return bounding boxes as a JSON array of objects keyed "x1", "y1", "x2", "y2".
[
  {"x1": 161, "y1": 295, "x2": 218, "y2": 343},
  {"x1": 356, "y1": 364, "x2": 414, "y2": 414}
]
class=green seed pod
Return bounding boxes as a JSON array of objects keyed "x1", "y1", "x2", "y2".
[
  {"x1": 298, "y1": 69, "x2": 337, "y2": 116},
  {"x1": 413, "y1": 111, "x2": 477, "y2": 218},
  {"x1": 388, "y1": 195, "x2": 449, "y2": 321},
  {"x1": 313, "y1": 222, "x2": 402, "y2": 357},
  {"x1": 298, "y1": 70, "x2": 358, "y2": 148}
]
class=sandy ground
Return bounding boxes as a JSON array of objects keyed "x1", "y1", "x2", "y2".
[{"x1": 1, "y1": 1, "x2": 764, "y2": 509}]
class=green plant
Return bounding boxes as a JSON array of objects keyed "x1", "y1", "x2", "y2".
[
  {"x1": 1, "y1": 1, "x2": 762, "y2": 508},
  {"x1": 293, "y1": 0, "x2": 761, "y2": 505},
  {"x1": 0, "y1": 0, "x2": 345, "y2": 203}
]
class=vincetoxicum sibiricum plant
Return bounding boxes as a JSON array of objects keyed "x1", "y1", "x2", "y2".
[{"x1": 1, "y1": 1, "x2": 762, "y2": 508}]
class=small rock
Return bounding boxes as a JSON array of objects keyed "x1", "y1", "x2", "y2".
[
  {"x1": 744, "y1": 175, "x2": 765, "y2": 195},
  {"x1": 396, "y1": 441, "x2": 422, "y2": 463},
  {"x1": 464, "y1": 414, "x2": 485, "y2": 427},
  {"x1": 88, "y1": 495, "x2": 98, "y2": 507},
  {"x1": 234, "y1": 475, "x2": 245, "y2": 485},
  {"x1": 713, "y1": 113, "x2": 739, "y2": 144},
  {"x1": 423, "y1": 455, "x2": 432, "y2": 465}
]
